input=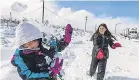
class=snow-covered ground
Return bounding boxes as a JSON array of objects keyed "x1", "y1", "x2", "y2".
[{"x1": 0, "y1": 23, "x2": 139, "y2": 80}]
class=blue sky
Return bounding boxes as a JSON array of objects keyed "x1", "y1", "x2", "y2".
[{"x1": 57, "y1": 1, "x2": 139, "y2": 20}]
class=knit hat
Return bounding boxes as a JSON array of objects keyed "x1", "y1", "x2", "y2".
[{"x1": 15, "y1": 22, "x2": 42, "y2": 47}]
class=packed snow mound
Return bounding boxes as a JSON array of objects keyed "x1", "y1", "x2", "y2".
[{"x1": 0, "y1": 21, "x2": 139, "y2": 80}]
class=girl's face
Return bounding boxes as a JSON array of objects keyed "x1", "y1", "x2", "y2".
[
  {"x1": 24, "y1": 40, "x2": 39, "y2": 49},
  {"x1": 99, "y1": 26, "x2": 106, "y2": 35}
]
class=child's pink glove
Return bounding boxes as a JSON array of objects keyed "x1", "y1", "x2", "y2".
[
  {"x1": 97, "y1": 49, "x2": 104, "y2": 59},
  {"x1": 112, "y1": 42, "x2": 121, "y2": 49},
  {"x1": 50, "y1": 58, "x2": 63, "y2": 77},
  {"x1": 114, "y1": 42, "x2": 121, "y2": 47}
]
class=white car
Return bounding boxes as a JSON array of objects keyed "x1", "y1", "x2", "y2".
[{"x1": 128, "y1": 30, "x2": 138, "y2": 39}]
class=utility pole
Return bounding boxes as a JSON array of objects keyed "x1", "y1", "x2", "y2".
[
  {"x1": 115, "y1": 23, "x2": 121, "y2": 34},
  {"x1": 10, "y1": 12, "x2": 12, "y2": 21},
  {"x1": 42, "y1": 0, "x2": 44, "y2": 24},
  {"x1": 85, "y1": 16, "x2": 88, "y2": 31},
  {"x1": 9, "y1": 12, "x2": 12, "y2": 27},
  {"x1": 126, "y1": 28, "x2": 130, "y2": 35}
]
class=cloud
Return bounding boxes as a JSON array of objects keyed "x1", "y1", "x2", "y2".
[
  {"x1": 55, "y1": 7, "x2": 139, "y2": 34},
  {"x1": 1, "y1": 0, "x2": 139, "y2": 34}
]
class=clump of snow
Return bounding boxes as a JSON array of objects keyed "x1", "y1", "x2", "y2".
[{"x1": 11, "y1": 2, "x2": 27, "y2": 12}]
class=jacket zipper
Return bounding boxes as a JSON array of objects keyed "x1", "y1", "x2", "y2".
[{"x1": 102, "y1": 35, "x2": 105, "y2": 48}]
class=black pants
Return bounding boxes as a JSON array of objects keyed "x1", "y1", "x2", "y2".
[{"x1": 89, "y1": 57, "x2": 107, "y2": 80}]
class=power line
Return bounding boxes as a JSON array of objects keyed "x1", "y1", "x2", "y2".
[
  {"x1": 44, "y1": 7, "x2": 71, "y2": 22},
  {"x1": 21, "y1": 6, "x2": 79, "y2": 24},
  {"x1": 44, "y1": 7, "x2": 77, "y2": 23},
  {"x1": 24, "y1": 7, "x2": 42, "y2": 15}
]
